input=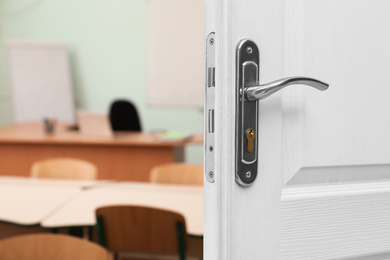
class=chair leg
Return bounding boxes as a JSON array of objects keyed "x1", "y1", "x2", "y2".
[
  {"x1": 176, "y1": 222, "x2": 186, "y2": 260},
  {"x1": 96, "y1": 215, "x2": 107, "y2": 247}
]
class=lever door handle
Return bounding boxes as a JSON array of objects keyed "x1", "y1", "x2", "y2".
[
  {"x1": 235, "y1": 39, "x2": 329, "y2": 187},
  {"x1": 245, "y1": 77, "x2": 329, "y2": 102}
]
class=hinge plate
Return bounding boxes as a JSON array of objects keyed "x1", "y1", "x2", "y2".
[{"x1": 235, "y1": 39, "x2": 259, "y2": 186}]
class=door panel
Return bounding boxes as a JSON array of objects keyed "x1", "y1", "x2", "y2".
[
  {"x1": 281, "y1": 173, "x2": 390, "y2": 259},
  {"x1": 283, "y1": 0, "x2": 390, "y2": 182}
]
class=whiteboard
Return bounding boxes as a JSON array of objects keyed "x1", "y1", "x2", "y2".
[
  {"x1": 146, "y1": 0, "x2": 204, "y2": 108},
  {"x1": 7, "y1": 41, "x2": 76, "y2": 123}
]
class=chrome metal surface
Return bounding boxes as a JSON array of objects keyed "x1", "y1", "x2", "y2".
[
  {"x1": 235, "y1": 39, "x2": 259, "y2": 187},
  {"x1": 205, "y1": 32, "x2": 216, "y2": 184},
  {"x1": 207, "y1": 67, "x2": 215, "y2": 87},
  {"x1": 245, "y1": 77, "x2": 329, "y2": 101},
  {"x1": 208, "y1": 109, "x2": 214, "y2": 133}
]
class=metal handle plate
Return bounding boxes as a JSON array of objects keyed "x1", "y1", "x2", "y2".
[{"x1": 235, "y1": 40, "x2": 259, "y2": 186}]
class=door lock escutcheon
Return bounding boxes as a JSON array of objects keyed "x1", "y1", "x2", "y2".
[{"x1": 235, "y1": 39, "x2": 329, "y2": 187}]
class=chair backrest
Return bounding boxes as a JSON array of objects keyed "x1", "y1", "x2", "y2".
[
  {"x1": 149, "y1": 163, "x2": 203, "y2": 185},
  {"x1": 0, "y1": 233, "x2": 109, "y2": 260},
  {"x1": 109, "y1": 99, "x2": 142, "y2": 131},
  {"x1": 96, "y1": 205, "x2": 187, "y2": 259},
  {"x1": 31, "y1": 157, "x2": 98, "y2": 180}
]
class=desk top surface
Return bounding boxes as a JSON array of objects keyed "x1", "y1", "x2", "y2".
[
  {"x1": 0, "y1": 177, "x2": 113, "y2": 226},
  {"x1": 0, "y1": 123, "x2": 203, "y2": 147},
  {"x1": 0, "y1": 176, "x2": 114, "y2": 189},
  {"x1": 0, "y1": 178, "x2": 203, "y2": 235},
  {"x1": 41, "y1": 182, "x2": 204, "y2": 235},
  {"x1": 0, "y1": 183, "x2": 81, "y2": 226}
]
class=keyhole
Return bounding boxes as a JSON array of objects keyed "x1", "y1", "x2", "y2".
[{"x1": 245, "y1": 128, "x2": 256, "y2": 153}]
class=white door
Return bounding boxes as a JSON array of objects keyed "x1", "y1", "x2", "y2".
[{"x1": 204, "y1": 0, "x2": 390, "y2": 259}]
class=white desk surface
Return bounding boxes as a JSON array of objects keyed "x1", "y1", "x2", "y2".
[
  {"x1": 0, "y1": 183, "x2": 81, "y2": 226},
  {"x1": 0, "y1": 176, "x2": 114, "y2": 226},
  {"x1": 41, "y1": 182, "x2": 204, "y2": 235},
  {"x1": 0, "y1": 176, "x2": 114, "y2": 189}
]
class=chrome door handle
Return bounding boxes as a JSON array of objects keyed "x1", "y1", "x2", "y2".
[
  {"x1": 235, "y1": 39, "x2": 329, "y2": 187},
  {"x1": 245, "y1": 77, "x2": 329, "y2": 102}
]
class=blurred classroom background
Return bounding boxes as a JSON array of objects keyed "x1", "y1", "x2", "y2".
[
  {"x1": 0, "y1": 2, "x2": 205, "y2": 258},
  {"x1": 0, "y1": 0, "x2": 204, "y2": 164}
]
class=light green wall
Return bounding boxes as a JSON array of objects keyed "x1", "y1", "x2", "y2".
[{"x1": 0, "y1": 0, "x2": 203, "y2": 164}]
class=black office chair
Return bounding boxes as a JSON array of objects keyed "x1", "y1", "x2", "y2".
[{"x1": 109, "y1": 100, "x2": 142, "y2": 131}]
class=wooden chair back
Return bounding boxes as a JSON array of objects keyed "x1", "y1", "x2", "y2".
[
  {"x1": 31, "y1": 157, "x2": 98, "y2": 180},
  {"x1": 96, "y1": 205, "x2": 187, "y2": 259},
  {"x1": 149, "y1": 163, "x2": 203, "y2": 185},
  {"x1": 0, "y1": 233, "x2": 109, "y2": 260}
]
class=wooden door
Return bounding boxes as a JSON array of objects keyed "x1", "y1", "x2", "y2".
[{"x1": 204, "y1": 0, "x2": 390, "y2": 259}]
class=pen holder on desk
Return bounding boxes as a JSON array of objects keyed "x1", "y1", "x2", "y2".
[{"x1": 43, "y1": 118, "x2": 57, "y2": 134}]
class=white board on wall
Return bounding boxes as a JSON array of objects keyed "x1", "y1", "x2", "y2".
[
  {"x1": 7, "y1": 41, "x2": 76, "y2": 123},
  {"x1": 146, "y1": 0, "x2": 204, "y2": 108}
]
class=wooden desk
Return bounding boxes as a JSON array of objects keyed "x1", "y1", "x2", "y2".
[
  {"x1": 0, "y1": 123, "x2": 203, "y2": 181},
  {"x1": 41, "y1": 182, "x2": 204, "y2": 236}
]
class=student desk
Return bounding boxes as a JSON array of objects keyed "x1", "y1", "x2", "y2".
[
  {"x1": 0, "y1": 177, "x2": 114, "y2": 240},
  {"x1": 0, "y1": 176, "x2": 114, "y2": 190},
  {"x1": 0, "y1": 123, "x2": 203, "y2": 181},
  {"x1": 0, "y1": 178, "x2": 79, "y2": 226},
  {"x1": 41, "y1": 182, "x2": 204, "y2": 236}
]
